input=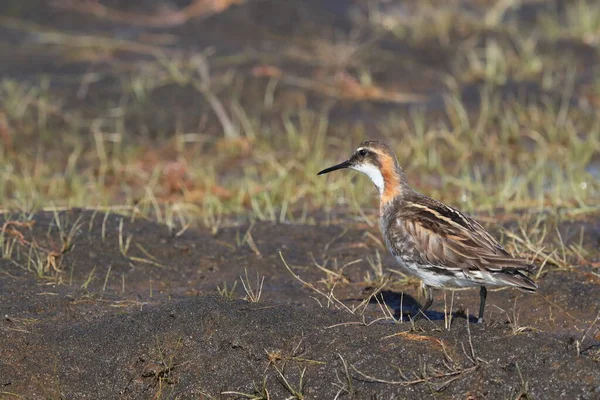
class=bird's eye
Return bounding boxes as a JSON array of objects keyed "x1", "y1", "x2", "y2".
[{"x1": 358, "y1": 149, "x2": 368, "y2": 157}]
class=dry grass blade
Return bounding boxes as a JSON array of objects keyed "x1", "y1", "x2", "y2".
[
  {"x1": 50, "y1": 0, "x2": 244, "y2": 27},
  {"x1": 280, "y1": 251, "x2": 390, "y2": 317},
  {"x1": 333, "y1": 354, "x2": 353, "y2": 399},
  {"x1": 217, "y1": 281, "x2": 238, "y2": 299},
  {"x1": 272, "y1": 364, "x2": 305, "y2": 400},
  {"x1": 240, "y1": 268, "x2": 264, "y2": 303},
  {"x1": 351, "y1": 362, "x2": 477, "y2": 386},
  {"x1": 576, "y1": 312, "x2": 600, "y2": 357}
]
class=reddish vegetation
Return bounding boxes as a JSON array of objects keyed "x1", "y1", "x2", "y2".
[{"x1": 51, "y1": 0, "x2": 245, "y2": 27}]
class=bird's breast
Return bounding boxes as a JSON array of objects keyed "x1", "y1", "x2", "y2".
[{"x1": 380, "y1": 217, "x2": 411, "y2": 257}]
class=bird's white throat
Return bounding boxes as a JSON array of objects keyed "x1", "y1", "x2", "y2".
[{"x1": 351, "y1": 163, "x2": 384, "y2": 193}]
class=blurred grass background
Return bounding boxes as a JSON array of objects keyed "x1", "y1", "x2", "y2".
[{"x1": 0, "y1": 0, "x2": 598, "y2": 230}]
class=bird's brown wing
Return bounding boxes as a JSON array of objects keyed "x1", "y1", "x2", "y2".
[{"x1": 400, "y1": 197, "x2": 536, "y2": 275}]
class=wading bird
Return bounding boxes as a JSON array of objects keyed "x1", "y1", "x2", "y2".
[{"x1": 318, "y1": 140, "x2": 537, "y2": 322}]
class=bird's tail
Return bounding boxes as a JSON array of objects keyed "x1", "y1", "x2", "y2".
[{"x1": 499, "y1": 269, "x2": 538, "y2": 292}]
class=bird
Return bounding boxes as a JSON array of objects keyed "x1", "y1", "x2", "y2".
[{"x1": 317, "y1": 140, "x2": 537, "y2": 323}]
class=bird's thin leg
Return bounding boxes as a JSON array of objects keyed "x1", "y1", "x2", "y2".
[
  {"x1": 414, "y1": 285, "x2": 433, "y2": 320},
  {"x1": 478, "y1": 286, "x2": 487, "y2": 324}
]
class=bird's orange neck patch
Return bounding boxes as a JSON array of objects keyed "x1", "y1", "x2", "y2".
[{"x1": 379, "y1": 153, "x2": 402, "y2": 206}]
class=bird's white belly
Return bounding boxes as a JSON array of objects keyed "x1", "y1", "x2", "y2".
[{"x1": 395, "y1": 257, "x2": 497, "y2": 288}]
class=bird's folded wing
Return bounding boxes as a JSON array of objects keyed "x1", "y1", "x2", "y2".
[{"x1": 401, "y1": 201, "x2": 535, "y2": 273}]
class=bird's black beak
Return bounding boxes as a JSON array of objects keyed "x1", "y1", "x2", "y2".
[{"x1": 317, "y1": 160, "x2": 351, "y2": 175}]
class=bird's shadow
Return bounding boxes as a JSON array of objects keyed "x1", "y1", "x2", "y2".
[{"x1": 369, "y1": 289, "x2": 479, "y2": 323}]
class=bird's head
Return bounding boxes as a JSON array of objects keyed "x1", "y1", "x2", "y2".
[{"x1": 318, "y1": 140, "x2": 406, "y2": 204}]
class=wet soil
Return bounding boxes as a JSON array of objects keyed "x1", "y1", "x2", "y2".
[{"x1": 1, "y1": 209, "x2": 599, "y2": 398}]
